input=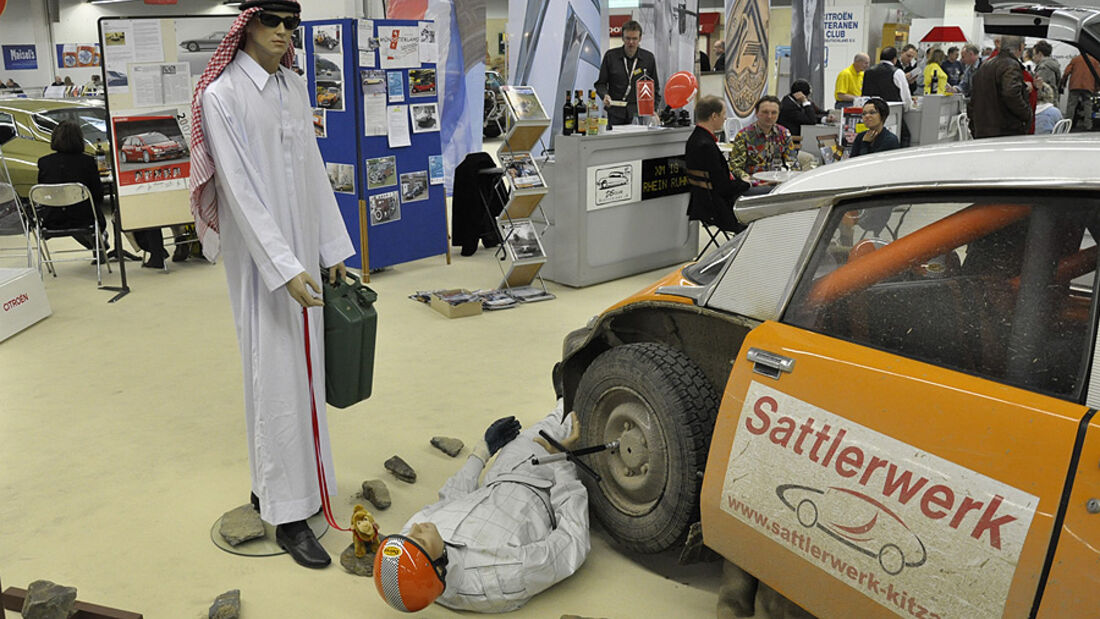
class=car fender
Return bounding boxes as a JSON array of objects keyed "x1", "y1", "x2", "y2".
[{"x1": 561, "y1": 299, "x2": 759, "y2": 414}]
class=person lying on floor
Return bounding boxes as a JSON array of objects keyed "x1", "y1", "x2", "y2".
[{"x1": 374, "y1": 402, "x2": 590, "y2": 613}]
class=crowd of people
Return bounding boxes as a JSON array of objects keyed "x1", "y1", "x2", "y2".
[{"x1": 1, "y1": 74, "x2": 103, "y2": 97}]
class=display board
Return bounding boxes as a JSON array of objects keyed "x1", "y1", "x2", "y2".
[
  {"x1": 98, "y1": 15, "x2": 234, "y2": 232},
  {"x1": 305, "y1": 18, "x2": 447, "y2": 272}
]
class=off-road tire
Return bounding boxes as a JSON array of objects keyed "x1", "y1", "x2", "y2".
[{"x1": 575, "y1": 342, "x2": 719, "y2": 553}]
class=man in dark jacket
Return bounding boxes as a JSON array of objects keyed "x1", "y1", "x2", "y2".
[
  {"x1": 967, "y1": 35, "x2": 1032, "y2": 138},
  {"x1": 778, "y1": 79, "x2": 827, "y2": 136},
  {"x1": 595, "y1": 20, "x2": 660, "y2": 125},
  {"x1": 685, "y1": 96, "x2": 749, "y2": 232}
]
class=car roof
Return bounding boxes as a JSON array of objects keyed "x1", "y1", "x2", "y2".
[{"x1": 736, "y1": 135, "x2": 1100, "y2": 223}]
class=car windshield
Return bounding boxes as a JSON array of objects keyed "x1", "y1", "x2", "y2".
[
  {"x1": 683, "y1": 230, "x2": 748, "y2": 285},
  {"x1": 41, "y1": 108, "x2": 108, "y2": 143},
  {"x1": 145, "y1": 132, "x2": 170, "y2": 142}
]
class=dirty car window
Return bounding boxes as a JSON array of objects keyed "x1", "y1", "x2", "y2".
[{"x1": 784, "y1": 194, "x2": 1100, "y2": 400}]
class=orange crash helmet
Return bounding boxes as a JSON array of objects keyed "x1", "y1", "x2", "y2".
[{"x1": 374, "y1": 535, "x2": 448, "y2": 612}]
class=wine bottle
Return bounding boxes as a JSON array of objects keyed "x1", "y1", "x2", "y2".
[
  {"x1": 575, "y1": 90, "x2": 586, "y2": 135},
  {"x1": 563, "y1": 90, "x2": 574, "y2": 136},
  {"x1": 588, "y1": 90, "x2": 599, "y2": 135}
]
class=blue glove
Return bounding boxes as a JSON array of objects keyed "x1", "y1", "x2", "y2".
[{"x1": 484, "y1": 416, "x2": 521, "y2": 456}]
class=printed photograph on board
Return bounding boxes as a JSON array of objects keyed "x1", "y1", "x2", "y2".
[
  {"x1": 428, "y1": 155, "x2": 444, "y2": 185},
  {"x1": 361, "y1": 69, "x2": 385, "y2": 95},
  {"x1": 326, "y1": 162, "x2": 355, "y2": 194},
  {"x1": 400, "y1": 170, "x2": 429, "y2": 203},
  {"x1": 312, "y1": 108, "x2": 326, "y2": 138},
  {"x1": 369, "y1": 190, "x2": 401, "y2": 225},
  {"x1": 313, "y1": 24, "x2": 341, "y2": 51},
  {"x1": 408, "y1": 68, "x2": 436, "y2": 97},
  {"x1": 315, "y1": 82, "x2": 343, "y2": 111},
  {"x1": 111, "y1": 113, "x2": 191, "y2": 196},
  {"x1": 409, "y1": 102, "x2": 439, "y2": 132},
  {"x1": 366, "y1": 156, "x2": 397, "y2": 189},
  {"x1": 174, "y1": 17, "x2": 235, "y2": 77}
]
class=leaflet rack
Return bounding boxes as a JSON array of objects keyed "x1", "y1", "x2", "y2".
[{"x1": 490, "y1": 85, "x2": 553, "y2": 293}]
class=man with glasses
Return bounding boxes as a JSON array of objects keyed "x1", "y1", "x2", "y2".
[
  {"x1": 376, "y1": 403, "x2": 590, "y2": 613},
  {"x1": 189, "y1": 0, "x2": 354, "y2": 569},
  {"x1": 595, "y1": 20, "x2": 660, "y2": 125}
]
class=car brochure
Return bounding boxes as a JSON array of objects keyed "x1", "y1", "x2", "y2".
[
  {"x1": 500, "y1": 85, "x2": 548, "y2": 122},
  {"x1": 499, "y1": 152, "x2": 545, "y2": 190}
]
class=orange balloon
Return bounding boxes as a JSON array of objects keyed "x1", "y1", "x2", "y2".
[{"x1": 664, "y1": 71, "x2": 698, "y2": 109}]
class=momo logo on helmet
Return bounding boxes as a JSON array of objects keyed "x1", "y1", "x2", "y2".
[
  {"x1": 721, "y1": 381, "x2": 1038, "y2": 618},
  {"x1": 382, "y1": 544, "x2": 403, "y2": 557}
]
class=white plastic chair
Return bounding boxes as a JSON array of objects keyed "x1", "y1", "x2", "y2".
[
  {"x1": 723, "y1": 117, "x2": 743, "y2": 140},
  {"x1": 1052, "y1": 118, "x2": 1072, "y2": 134},
  {"x1": 955, "y1": 112, "x2": 972, "y2": 141},
  {"x1": 28, "y1": 182, "x2": 110, "y2": 286}
]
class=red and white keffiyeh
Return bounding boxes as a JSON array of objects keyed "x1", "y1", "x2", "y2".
[{"x1": 188, "y1": 7, "x2": 296, "y2": 262}]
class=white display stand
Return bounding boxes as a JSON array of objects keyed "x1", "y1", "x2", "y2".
[{"x1": 0, "y1": 268, "x2": 51, "y2": 342}]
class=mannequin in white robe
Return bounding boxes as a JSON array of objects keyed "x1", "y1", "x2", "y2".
[{"x1": 201, "y1": 20, "x2": 354, "y2": 537}]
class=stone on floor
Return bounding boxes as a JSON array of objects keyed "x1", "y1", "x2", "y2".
[
  {"x1": 385, "y1": 455, "x2": 417, "y2": 483},
  {"x1": 219, "y1": 504, "x2": 266, "y2": 546},
  {"x1": 340, "y1": 543, "x2": 375, "y2": 577},
  {"x1": 21, "y1": 579, "x2": 77, "y2": 619},
  {"x1": 208, "y1": 589, "x2": 241, "y2": 619},
  {"x1": 361, "y1": 479, "x2": 391, "y2": 510},
  {"x1": 430, "y1": 436, "x2": 464, "y2": 457}
]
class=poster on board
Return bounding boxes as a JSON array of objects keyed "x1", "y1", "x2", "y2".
[{"x1": 111, "y1": 113, "x2": 191, "y2": 197}]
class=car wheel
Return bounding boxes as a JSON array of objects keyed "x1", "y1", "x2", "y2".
[
  {"x1": 187, "y1": 42, "x2": 199, "y2": 52},
  {"x1": 878, "y1": 543, "x2": 905, "y2": 575},
  {"x1": 142, "y1": 152, "x2": 150, "y2": 163},
  {"x1": 796, "y1": 499, "x2": 818, "y2": 528},
  {"x1": 575, "y1": 342, "x2": 719, "y2": 554}
]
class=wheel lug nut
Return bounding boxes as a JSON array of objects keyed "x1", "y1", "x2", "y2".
[
  {"x1": 640, "y1": 464, "x2": 649, "y2": 475},
  {"x1": 624, "y1": 469, "x2": 634, "y2": 477}
]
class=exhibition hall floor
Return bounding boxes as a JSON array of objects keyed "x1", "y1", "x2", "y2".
[{"x1": 0, "y1": 234, "x2": 730, "y2": 617}]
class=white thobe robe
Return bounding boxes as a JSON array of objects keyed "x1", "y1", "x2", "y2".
[
  {"x1": 202, "y1": 52, "x2": 355, "y2": 525},
  {"x1": 402, "y1": 403, "x2": 590, "y2": 613}
]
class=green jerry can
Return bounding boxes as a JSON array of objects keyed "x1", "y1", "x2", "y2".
[{"x1": 321, "y1": 270, "x2": 378, "y2": 408}]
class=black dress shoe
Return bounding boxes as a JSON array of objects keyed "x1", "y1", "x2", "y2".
[
  {"x1": 250, "y1": 492, "x2": 260, "y2": 513},
  {"x1": 275, "y1": 520, "x2": 330, "y2": 568},
  {"x1": 172, "y1": 242, "x2": 190, "y2": 263}
]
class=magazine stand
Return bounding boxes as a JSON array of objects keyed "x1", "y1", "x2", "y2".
[{"x1": 492, "y1": 86, "x2": 552, "y2": 293}]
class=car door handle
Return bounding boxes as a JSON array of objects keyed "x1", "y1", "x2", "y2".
[{"x1": 746, "y1": 348, "x2": 795, "y2": 379}]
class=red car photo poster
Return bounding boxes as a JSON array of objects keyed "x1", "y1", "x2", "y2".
[{"x1": 111, "y1": 113, "x2": 191, "y2": 196}]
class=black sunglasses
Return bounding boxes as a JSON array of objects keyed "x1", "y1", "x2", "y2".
[{"x1": 256, "y1": 12, "x2": 301, "y2": 30}]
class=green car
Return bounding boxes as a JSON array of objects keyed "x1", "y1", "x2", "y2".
[{"x1": 0, "y1": 97, "x2": 109, "y2": 199}]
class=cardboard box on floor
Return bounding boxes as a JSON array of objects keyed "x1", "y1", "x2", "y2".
[
  {"x1": 429, "y1": 289, "x2": 482, "y2": 318},
  {"x1": 0, "y1": 268, "x2": 51, "y2": 342}
]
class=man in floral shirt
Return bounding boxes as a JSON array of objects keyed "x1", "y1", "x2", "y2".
[{"x1": 730, "y1": 95, "x2": 798, "y2": 184}]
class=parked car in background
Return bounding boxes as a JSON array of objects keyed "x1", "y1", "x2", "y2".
[
  {"x1": 483, "y1": 70, "x2": 507, "y2": 138},
  {"x1": 0, "y1": 98, "x2": 108, "y2": 198},
  {"x1": 179, "y1": 31, "x2": 226, "y2": 52},
  {"x1": 315, "y1": 56, "x2": 341, "y2": 81}
]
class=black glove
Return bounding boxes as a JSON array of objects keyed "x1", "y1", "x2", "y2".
[{"x1": 484, "y1": 416, "x2": 521, "y2": 456}]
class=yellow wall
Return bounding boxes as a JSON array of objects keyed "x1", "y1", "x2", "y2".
[{"x1": 768, "y1": 7, "x2": 792, "y2": 96}]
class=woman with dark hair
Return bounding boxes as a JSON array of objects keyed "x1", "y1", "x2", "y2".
[
  {"x1": 850, "y1": 98, "x2": 900, "y2": 157},
  {"x1": 778, "y1": 79, "x2": 827, "y2": 136},
  {"x1": 35, "y1": 120, "x2": 108, "y2": 257}
]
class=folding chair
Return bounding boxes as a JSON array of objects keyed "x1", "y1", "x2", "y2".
[
  {"x1": 28, "y1": 182, "x2": 111, "y2": 286},
  {"x1": 685, "y1": 168, "x2": 737, "y2": 260},
  {"x1": 0, "y1": 182, "x2": 35, "y2": 269},
  {"x1": 1052, "y1": 118, "x2": 1072, "y2": 134}
]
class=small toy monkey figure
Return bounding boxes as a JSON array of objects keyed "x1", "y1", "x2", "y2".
[{"x1": 351, "y1": 504, "x2": 381, "y2": 558}]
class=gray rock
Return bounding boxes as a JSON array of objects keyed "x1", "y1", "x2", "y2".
[
  {"x1": 385, "y1": 455, "x2": 416, "y2": 483},
  {"x1": 21, "y1": 579, "x2": 76, "y2": 619},
  {"x1": 361, "y1": 479, "x2": 391, "y2": 510},
  {"x1": 219, "y1": 504, "x2": 266, "y2": 546},
  {"x1": 340, "y1": 543, "x2": 374, "y2": 577},
  {"x1": 430, "y1": 436, "x2": 464, "y2": 457},
  {"x1": 208, "y1": 589, "x2": 241, "y2": 619}
]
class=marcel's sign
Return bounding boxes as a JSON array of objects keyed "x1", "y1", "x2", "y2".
[{"x1": 722, "y1": 382, "x2": 1038, "y2": 618}]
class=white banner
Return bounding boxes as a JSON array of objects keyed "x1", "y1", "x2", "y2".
[
  {"x1": 823, "y1": 2, "x2": 868, "y2": 108},
  {"x1": 722, "y1": 381, "x2": 1038, "y2": 618}
]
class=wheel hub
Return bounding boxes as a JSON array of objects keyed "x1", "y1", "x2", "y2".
[{"x1": 591, "y1": 387, "x2": 670, "y2": 517}]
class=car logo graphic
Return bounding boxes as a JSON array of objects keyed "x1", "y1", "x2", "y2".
[{"x1": 776, "y1": 484, "x2": 927, "y2": 575}]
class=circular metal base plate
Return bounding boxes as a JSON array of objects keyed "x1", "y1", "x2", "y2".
[{"x1": 210, "y1": 506, "x2": 330, "y2": 557}]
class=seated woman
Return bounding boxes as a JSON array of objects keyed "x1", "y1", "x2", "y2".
[
  {"x1": 1035, "y1": 83, "x2": 1064, "y2": 134},
  {"x1": 850, "y1": 98, "x2": 900, "y2": 158},
  {"x1": 778, "y1": 79, "x2": 827, "y2": 137},
  {"x1": 35, "y1": 120, "x2": 108, "y2": 259}
]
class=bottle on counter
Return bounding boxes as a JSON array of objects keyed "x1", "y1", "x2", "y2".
[
  {"x1": 562, "y1": 90, "x2": 574, "y2": 136},
  {"x1": 587, "y1": 90, "x2": 599, "y2": 135},
  {"x1": 574, "y1": 90, "x2": 586, "y2": 135}
]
